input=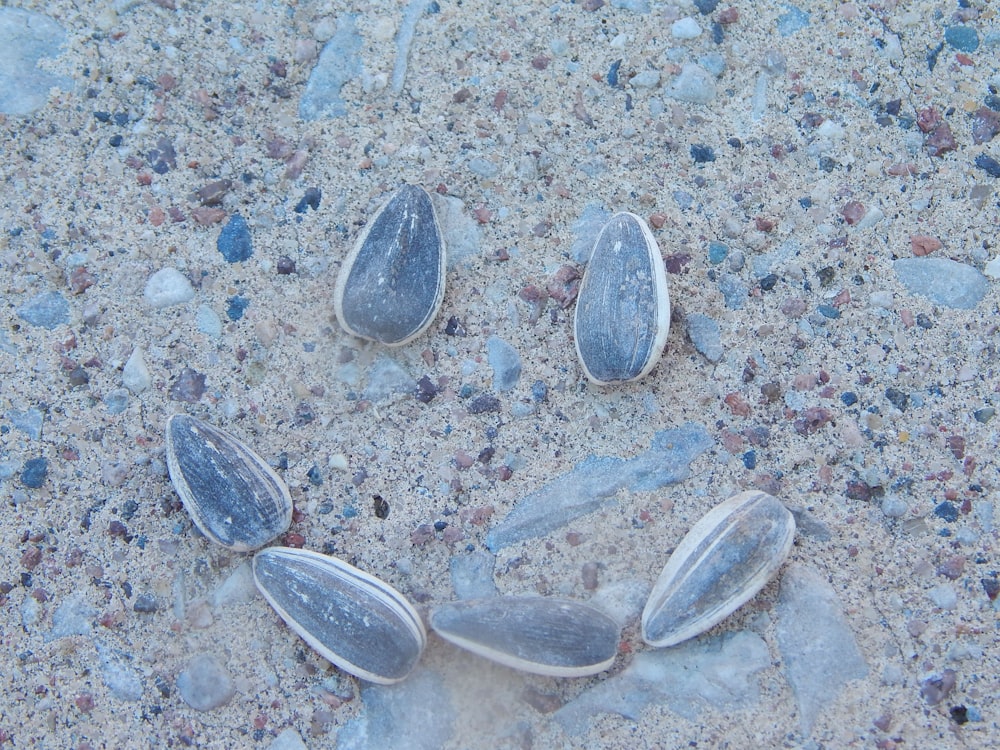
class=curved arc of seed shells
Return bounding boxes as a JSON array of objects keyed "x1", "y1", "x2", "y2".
[
  {"x1": 333, "y1": 184, "x2": 447, "y2": 346},
  {"x1": 641, "y1": 490, "x2": 796, "y2": 648},
  {"x1": 430, "y1": 595, "x2": 620, "y2": 678},
  {"x1": 573, "y1": 211, "x2": 670, "y2": 385},
  {"x1": 253, "y1": 547, "x2": 426, "y2": 685},
  {"x1": 165, "y1": 413, "x2": 293, "y2": 551}
]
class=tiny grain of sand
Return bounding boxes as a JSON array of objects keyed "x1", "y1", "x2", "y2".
[{"x1": 1, "y1": 0, "x2": 998, "y2": 748}]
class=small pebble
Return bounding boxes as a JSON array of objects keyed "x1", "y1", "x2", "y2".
[
  {"x1": 196, "y1": 305, "x2": 223, "y2": 338},
  {"x1": 169, "y1": 368, "x2": 207, "y2": 403},
  {"x1": 176, "y1": 653, "x2": 236, "y2": 711},
  {"x1": 934, "y1": 501, "x2": 958, "y2": 522},
  {"x1": 777, "y1": 5, "x2": 810, "y2": 36},
  {"x1": 294, "y1": 187, "x2": 322, "y2": 213},
  {"x1": 21, "y1": 457, "x2": 48, "y2": 488},
  {"x1": 667, "y1": 64, "x2": 716, "y2": 104},
  {"x1": 133, "y1": 593, "x2": 158, "y2": 613},
  {"x1": 486, "y1": 335, "x2": 522, "y2": 392},
  {"x1": 671, "y1": 17, "x2": 702, "y2": 39},
  {"x1": 708, "y1": 241, "x2": 728, "y2": 264},
  {"x1": 144, "y1": 268, "x2": 194, "y2": 308},
  {"x1": 685, "y1": 313, "x2": 723, "y2": 363},
  {"x1": 881, "y1": 495, "x2": 908, "y2": 518},
  {"x1": 269, "y1": 729, "x2": 308, "y2": 750},
  {"x1": 217, "y1": 214, "x2": 253, "y2": 263},
  {"x1": 690, "y1": 144, "x2": 715, "y2": 163},
  {"x1": 123, "y1": 348, "x2": 152, "y2": 394},
  {"x1": 0, "y1": 9, "x2": 73, "y2": 116},
  {"x1": 226, "y1": 295, "x2": 250, "y2": 321},
  {"x1": 927, "y1": 583, "x2": 957, "y2": 610},
  {"x1": 944, "y1": 26, "x2": 979, "y2": 53},
  {"x1": 894, "y1": 258, "x2": 987, "y2": 310},
  {"x1": 17, "y1": 290, "x2": 70, "y2": 329}
]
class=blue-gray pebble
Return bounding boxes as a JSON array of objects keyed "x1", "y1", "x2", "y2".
[
  {"x1": 893, "y1": 257, "x2": 987, "y2": 310},
  {"x1": 487, "y1": 335, "x2": 522, "y2": 392},
  {"x1": 17, "y1": 290, "x2": 69, "y2": 329},
  {"x1": 218, "y1": 214, "x2": 253, "y2": 263}
]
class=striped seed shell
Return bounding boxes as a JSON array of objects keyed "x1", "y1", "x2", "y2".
[
  {"x1": 333, "y1": 184, "x2": 446, "y2": 346},
  {"x1": 573, "y1": 211, "x2": 670, "y2": 384},
  {"x1": 253, "y1": 547, "x2": 426, "y2": 684},
  {"x1": 642, "y1": 490, "x2": 795, "y2": 648},
  {"x1": 430, "y1": 595, "x2": 620, "y2": 678},
  {"x1": 165, "y1": 414, "x2": 292, "y2": 551}
]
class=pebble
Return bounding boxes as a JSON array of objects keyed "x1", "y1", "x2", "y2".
[
  {"x1": 629, "y1": 70, "x2": 659, "y2": 89},
  {"x1": 364, "y1": 356, "x2": 417, "y2": 403},
  {"x1": 17, "y1": 290, "x2": 69, "y2": 329},
  {"x1": 718, "y1": 273, "x2": 748, "y2": 309},
  {"x1": 554, "y1": 631, "x2": 768, "y2": 733},
  {"x1": 775, "y1": 564, "x2": 868, "y2": 735},
  {"x1": 671, "y1": 17, "x2": 702, "y2": 39},
  {"x1": 104, "y1": 389, "x2": 129, "y2": 414},
  {"x1": 487, "y1": 423, "x2": 712, "y2": 551},
  {"x1": 666, "y1": 64, "x2": 716, "y2": 104},
  {"x1": 217, "y1": 214, "x2": 253, "y2": 263},
  {"x1": 467, "y1": 156, "x2": 499, "y2": 179},
  {"x1": 212, "y1": 561, "x2": 258, "y2": 607},
  {"x1": 122, "y1": 348, "x2": 152, "y2": 393},
  {"x1": 47, "y1": 595, "x2": 97, "y2": 641},
  {"x1": 133, "y1": 593, "x2": 158, "y2": 613},
  {"x1": 97, "y1": 642, "x2": 144, "y2": 702},
  {"x1": 299, "y1": 14, "x2": 361, "y2": 119},
  {"x1": 269, "y1": 729, "x2": 308, "y2": 750},
  {"x1": 486, "y1": 335, "x2": 521, "y2": 392},
  {"x1": 169, "y1": 367, "x2": 207, "y2": 403},
  {"x1": 177, "y1": 653, "x2": 236, "y2": 711},
  {"x1": 944, "y1": 26, "x2": 979, "y2": 53},
  {"x1": 685, "y1": 313, "x2": 723, "y2": 363},
  {"x1": 226, "y1": 295, "x2": 250, "y2": 321},
  {"x1": 975, "y1": 154, "x2": 1000, "y2": 178},
  {"x1": 196, "y1": 304, "x2": 223, "y2": 338},
  {"x1": 708, "y1": 241, "x2": 728, "y2": 264},
  {"x1": 0, "y1": 9, "x2": 73, "y2": 115},
  {"x1": 21, "y1": 457, "x2": 48, "y2": 488},
  {"x1": 144, "y1": 268, "x2": 194, "y2": 308},
  {"x1": 777, "y1": 5, "x2": 810, "y2": 36},
  {"x1": 893, "y1": 258, "x2": 987, "y2": 310},
  {"x1": 881, "y1": 495, "x2": 908, "y2": 518},
  {"x1": 928, "y1": 583, "x2": 958, "y2": 610},
  {"x1": 610, "y1": 0, "x2": 650, "y2": 12},
  {"x1": 391, "y1": 0, "x2": 431, "y2": 94},
  {"x1": 337, "y1": 670, "x2": 455, "y2": 750},
  {"x1": 7, "y1": 408, "x2": 43, "y2": 439},
  {"x1": 294, "y1": 187, "x2": 322, "y2": 213},
  {"x1": 449, "y1": 552, "x2": 497, "y2": 600}
]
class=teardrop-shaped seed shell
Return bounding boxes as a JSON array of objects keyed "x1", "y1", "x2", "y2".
[
  {"x1": 253, "y1": 547, "x2": 426, "y2": 684},
  {"x1": 165, "y1": 414, "x2": 292, "y2": 551},
  {"x1": 642, "y1": 490, "x2": 795, "y2": 648},
  {"x1": 430, "y1": 596, "x2": 620, "y2": 677},
  {"x1": 573, "y1": 212, "x2": 670, "y2": 384},
  {"x1": 333, "y1": 184, "x2": 446, "y2": 346}
]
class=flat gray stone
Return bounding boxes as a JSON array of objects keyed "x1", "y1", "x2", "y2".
[
  {"x1": 775, "y1": 564, "x2": 868, "y2": 735},
  {"x1": 554, "y1": 630, "x2": 769, "y2": 734},
  {"x1": 893, "y1": 257, "x2": 988, "y2": 309},
  {"x1": 177, "y1": 653, "x2": 236, "y2": 711},
  {"x1": 17, "y1": 291, "x2": 69, "y2": 329},
  {"x1": 686, "y1": 313, "x2": 723, "y2": 363},
  {"x1": 487, "y1": 335, "x2": 522, "y2": 392},
  {"x1": 299, "y1": 14, "x2": 361, "y2": 120},
  {"x1": 97, "y1": 643, "x2": 144, "y2": 702},
  {"x1": 0, "y1": 9, "x2": 73, "y2": 115}
]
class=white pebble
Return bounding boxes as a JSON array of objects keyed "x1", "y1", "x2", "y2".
[
  {"x1": 984, "y1": 255, "x2": 1000, "y2": 278},
  {"x1": 630, "y1": 70, "x2": 660, "y2": 89},
  {"x1": 144, "y1": 268, "x2": 194, "y2": 308},
  {"x1": 927, "y1": 583, "x2": 957, "y2": 610},
  {"x1": 671, "y1": 17, "x2": 702, "y2": 39},
  {"x1": 269, "y1": 729, "x2": 308, "y2": 750},
  {"x1": 196, "y1": 304, "x2": 223, "y2": 338},
  {"x1": 868, "y1": 290, "x2": 894, "y2": 309},
  {"x1": 123, "y1": 347, "x2": 152, "y2": 393}
]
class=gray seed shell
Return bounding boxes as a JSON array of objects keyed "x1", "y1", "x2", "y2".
[
  {"x1": 253, "y1": 547, "x2": 426, "y2": 685},
  {"x1": 642, "y1": 490, "x2": 795, "y2": 648},
  {"x1": 165, "y1": 414, "x2": 292, "y2": 551},
  {"x1": 333, "y1": 184, "x2": 446, "y2": 346},
  {"x1": 430, "y1": 595, "x2": 620, "y2": 677},
  {"x1": 573, "y1": 211, "x2": 670, "y2": 384}
]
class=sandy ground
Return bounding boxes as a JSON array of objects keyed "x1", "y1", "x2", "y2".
[{"x1": 1, "y1": 0, "x2": 998, "y2": 747}]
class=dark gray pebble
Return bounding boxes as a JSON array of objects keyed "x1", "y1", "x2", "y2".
[
  {"x1": 885, "y1": 387, "x2": 909, "y2": 411},
  {"x1": 934, "y1": 501, "x2": 958, "y2": 522},
  {"x1": 294, "y1": 187, "x2": 322, "y2": 213},
  {"x1": 133, "y1": 593, "x2": 158, "y2": 613},
  {"x1": 467, "y1": 393, "x2": 501, "y2": 414},
  {"x1": 975, "y1": 154, "x2": 1000, "y2": 178},
  {"x1": 217, "y1": 214, "x2": 253, "y2": 263},
  {"x1": 21, "y1": 457, "x2": 48, "y2": 488}
]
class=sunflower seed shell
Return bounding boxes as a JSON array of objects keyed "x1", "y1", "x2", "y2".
[
  {"x1": 165, "y1": 414, "x2": 292, "y2": 551},
  {"x1": 573, "y1": 211, "x2": 670, "y2": 384},
  {"x1": 642, "y1": 490, "x2": 795, "y2": 648},
  {"x1": 253, "y1": 547, "x2": 426, "y2": 684},
  {"x1": 334, "y1": 184, "x2": 446, "y2": 346},
  {"x1": 430, "y1": 595, "x2": 620, "y2": 678}
]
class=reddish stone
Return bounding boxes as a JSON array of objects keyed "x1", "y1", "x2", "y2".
[
  {"x1": 840, "y1": 201, "x2": 865, "y2": 225},
  {"x1": 724, "y1": 392, "x2": 751, "y2": 416},
  {"x1": 910, "y1": 235, "x2": 942, "y2": 256}
]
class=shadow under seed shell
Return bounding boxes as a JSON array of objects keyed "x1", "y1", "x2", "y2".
[
  {"x1": 430, "y1": 595, "x2": 620, "y2": 678},
  {"x1": 573, "y1": 211, "x2": 670, "y2": 385},
  {"x1": 253, "y1": 547, "x2": 426, "y2": 685},
  {"x1": 165, "y1": 414, "x2": 292, "y2": 551},
  {"x1": 642, "y1": 490, "x2": 796, "y2": 648},
  {"x1": 333, "y1": 184, "x2": 446, "y2": 346}
]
